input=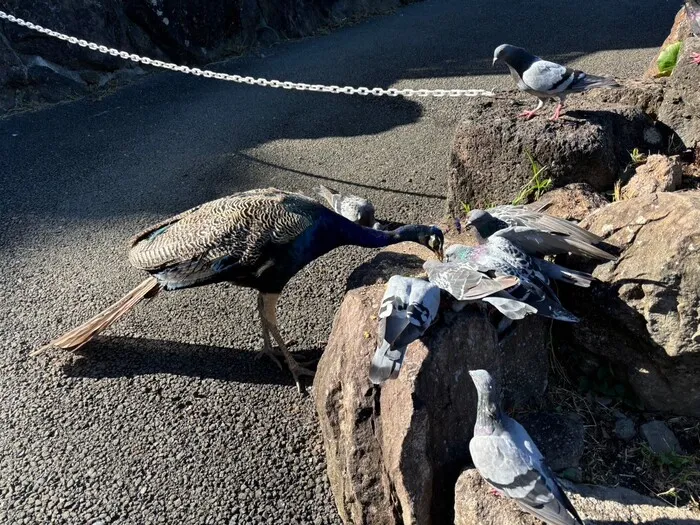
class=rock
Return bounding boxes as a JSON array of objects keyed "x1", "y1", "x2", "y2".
[
  {"x1": 622, "y1": 155, "x2": 683, "y2": 199},
  {"x1": 640, "y1": 421, "x2": 683, "y2": 455},
  {"x1": 657, "y1": 37, "x2": 700, "y2": 148},
  {"x1": 564, "y1": 191, "x2": 700, "y2": 417},
  {"x1": 532, "y1": 183, "x2": 608, "y2": 222},
  {"x1": 585, "y1": 79, "x2": 667, "y2": 119},
  {"x1": 314, "y1": 247, "x2": 548, "y2": 525},
  {"x1": 454, "y1": 468, "x2": 699, "y2": 525},
  {"x1": 446, "y1": 95, "x2": 666, "y2": 214},
  {"x1": 519, "y1": 412, "x2": 585, "y2": 471},
  {"x1": 645, "y1": 7, "x2": 695, "y2": 78},
  {"x1": 614, "y1": 417, "x2": 636, "y2": 441}
]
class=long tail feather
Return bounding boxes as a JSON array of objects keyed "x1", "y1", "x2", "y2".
[
  {"x1": 33, "y1": 277, "x2": 160, "y2": 355},
  {"x1": 570, "y1": 73, "x2": 620, "y2": 92},
  {"x1": 536, "y1": 260, "x2": 594, "y2": 288}
]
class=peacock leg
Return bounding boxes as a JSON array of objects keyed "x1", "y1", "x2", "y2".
[
  {"x1": 255, "y1": 294, "x2": 283, "y2": 370},
  {"x1": 260, "y1": 293, "x2": 315, "y2": 392}
]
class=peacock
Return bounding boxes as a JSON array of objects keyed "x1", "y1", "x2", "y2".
[{"x1": 36, "y1": 188, "x2": 444, "y2": 391}]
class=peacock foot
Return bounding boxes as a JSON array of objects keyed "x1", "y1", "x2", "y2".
[{"x1": 287, "y1": 358, "x2": 316, "y2": 393}]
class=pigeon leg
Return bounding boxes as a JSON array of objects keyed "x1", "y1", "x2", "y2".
[
  {"x1": 549, "y1": 98, "x2": 565, "y2": 120},
  {"x1": 260, "y1": 293, "x2": 315, "y2": 393},
  {"x1": 692, "y1": 52, "x2": 700, "y2": 65},
  {"x1": 519, "y1": 99, "x2": 544, "y2": 120}
]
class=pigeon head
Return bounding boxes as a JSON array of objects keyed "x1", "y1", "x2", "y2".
[
  {"x1": 466, "y1": 209, "x2": 492, "y2": 226},
  {"x1": 469, "y1": 370, "x2": 502, "y2": 431},
  {"x1": 492, "y1": 44, "x2": 525, "y2": 66}
]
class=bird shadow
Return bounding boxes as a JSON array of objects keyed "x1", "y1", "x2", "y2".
[{"x1": 60, "y1": 335, "x2": 323, "y2": 387}]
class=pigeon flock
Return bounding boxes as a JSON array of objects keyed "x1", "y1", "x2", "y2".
[{"x1": 37, "y1": 44, "x2": 627, "y2": 524}]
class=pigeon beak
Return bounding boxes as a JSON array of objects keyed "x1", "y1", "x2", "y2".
[
  {"x1": 492, "y1": 57, "x2": 497, "y2": 67},
  {"x1": 436, "y1": 247, "x2": 444, "y2": 262}
]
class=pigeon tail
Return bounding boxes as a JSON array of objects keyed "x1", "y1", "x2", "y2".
[
  {"x1": 569, "y1": 73, "x2": 620, "y2": 92},
  {"x1": 369, "y1": 341, "x2": 406, "y2": 385}
]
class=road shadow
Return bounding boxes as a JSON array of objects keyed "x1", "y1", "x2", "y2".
[{"x1": 60, "y1": 335, "x2": 323, "y2": 387}]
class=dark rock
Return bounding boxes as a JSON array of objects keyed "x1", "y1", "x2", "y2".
[
  {"x1": 657, "y1": 37, "x2": 700, "y2": 148},
  {"x1": 532, "y1": 183, "x2": 608, "y2": 222},
  {"x1": 314, "y1": 246, "x2": 548, "y2": 525},
  {"x1": 640, "y1": 421, "x2": 683, "y2": 455},
  {"x1": 563, "y1": 191, "x2": 700, "y2": 417},
  {"x1": 454, "y1": 468, "x2": 699, "y2": 525},
  {"x1": 446, "y1": 94, "x2": 666, "y2": 214},
  {"x1": 585, "y1": 79, "x2": 667, "y2": 119},
  {"x1": 614, "y1": 417, "x2": 636, "y2": 441},
  {"x1": 520, "y1": 412, "x2": 585, "y2": 471}
]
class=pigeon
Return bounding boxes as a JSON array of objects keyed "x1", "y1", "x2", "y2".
[
  {"x1": 369, "y1": 276, "x2": 440, "y2": 385},
  {"x1": 466, "y1": 205, "x2": 609, "y2": 250},
  {"x1": 445, "y1": 236, "x2": 585, "y2": 322},
  {"x1": 493, "y1": 44, "x2": 620, "y2": 120},
  {"x1": 315, "y1": 184, "x2": 379, "y2": 228},
  {"x1": 468, "y1": 370, "x2": 584, "y2": 525}
]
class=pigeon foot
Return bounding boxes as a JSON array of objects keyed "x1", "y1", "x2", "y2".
[
  {"x1": 692, "y1": 52, "x2": 700, "y2": 65},
  {"x1": 549, "y1": 103, "x2": 563, "y2": 121},
  {"x1": 518, "y1": 110, "x2": 538, "y2": 120}
]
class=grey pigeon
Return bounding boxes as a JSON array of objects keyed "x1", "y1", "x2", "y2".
[
  {"x1": 315, "y1": 184, "x2": 378, "y2": 228},
  {"x1": 493, "y1": 44, "x2": 619, "y2": 120},
  {"x1": 369, "y1": 275, "x2": 440, "y2": 385},
  {"x1": 467, "y1": 205, "x2": 612, "y2": 254},
  {"x1": 469, "y1": 370, "x2": 584, "y2": 525},
  {"x1": 445, "y1": 236, "x2": 583, "y2": 322}
]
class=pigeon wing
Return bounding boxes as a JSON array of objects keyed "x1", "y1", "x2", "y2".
[
  {"x1": 492, "y1": 226, "x2": 615, "y2": 260},
  {"x1": 424, "y1": 261, "x2": 518, "y2": 300},
  {"x1": 521, "y1": 59, "x2": 576, "y2": 95}
]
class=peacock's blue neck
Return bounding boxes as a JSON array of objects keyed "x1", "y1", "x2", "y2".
[{"x1": 338, "y1": 221, "x2": 419, "y2": 249}]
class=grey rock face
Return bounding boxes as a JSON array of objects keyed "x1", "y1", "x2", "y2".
[{"x1": 640, "y1": 421, "x2": 683, "y2": 455}]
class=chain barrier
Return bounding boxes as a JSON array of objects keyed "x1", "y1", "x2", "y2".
[{"x1": 0, "y1": 10, "x2": 495, "y2": 99}]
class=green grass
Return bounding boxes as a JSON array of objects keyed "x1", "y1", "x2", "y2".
[
  {"x1": 612, "y1": 179, "x2": 623, "y2": 202},
  {"x1": 629, "y1": 148, "x2": 647, "y2": 165},
  {"x1": 512, "y1": 151, "x2": 553, "y2": 205}
]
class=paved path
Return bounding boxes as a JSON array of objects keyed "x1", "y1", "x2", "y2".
[{"x1": 0, "y1": 0, "x2": 677, "y2": 523}]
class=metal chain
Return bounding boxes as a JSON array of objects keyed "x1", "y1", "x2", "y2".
[{"x1": 0, "y1": 10, "x2": 494, "y2": 98}]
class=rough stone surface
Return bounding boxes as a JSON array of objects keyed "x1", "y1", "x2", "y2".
[
  {"x1": 614, "y1": 417, "x2": 637, "y2": 441},
  {"x1": 645, "y1": 7, "x2": 694, "y2": 78},
  {"x1": 314, "y1": 247, "x2": 548, "y2": 525},
  {"x1": 532, "y1": 183, "x2": 609, "y2": 222},
  {"x1": 657, "y1": 37, "x2": 700, "y2": 148},
  {"x1": 519, "y1": 412, "x2": 585, "y2": 471},
  {"x1": 454, "y1": 469, "x2": 700, "y2": 525},
  {"x1": 586, "y1": 79, "x2": 667, "y2": 119},
  {"x1": 563, "y1": 191, "x2": 700, "y2": 417},
  {"x1": 640, "y1": 421, "x2": 683, "y2": 455},
  {"x1": 622, "y1": 154, "x2": 683, "y2": 199},
  {"x1": 447, "y1": 95, "x2": 666, "y2": 214},
  {"x1": 0, "y1": 0, "x2": 412, "y2": 112}
]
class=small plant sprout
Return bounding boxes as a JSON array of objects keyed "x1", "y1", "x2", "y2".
[
  {"x1": 629, "y1": 148, "x2": 647, "y2": 165},
  {"x1": 512, "y1": 151, "x2": 553, "y2": 205},
  {"x1": 613, "y1": 180, "x2": 623, "y2": 202},
  {"x1": 461, "y1": 201, "x2": 472, "y2": 214}
]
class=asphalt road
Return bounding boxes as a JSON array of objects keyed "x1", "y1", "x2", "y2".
[{"x1": 0, "y1": 0, "x2": 679, "y2": 523}]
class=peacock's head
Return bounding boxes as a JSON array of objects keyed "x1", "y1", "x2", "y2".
[{"x1": 416, "y1": 225, "x2": 444, "y2": 261}]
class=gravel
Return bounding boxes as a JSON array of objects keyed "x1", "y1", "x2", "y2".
[{"x1": 0, "y1": 0, "x2": 678, "y2": 522}]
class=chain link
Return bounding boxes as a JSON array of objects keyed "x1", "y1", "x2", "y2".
[{"x1": 0, "y1": 10, "x2": 495, "y2": 99}]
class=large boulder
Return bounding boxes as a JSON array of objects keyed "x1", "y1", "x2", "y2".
[
  {"x1": 454, "y1": 468, "x2": 700, "y2": 525},
  {"x1": 446, "y1": 96, "x2": 666, "y2": 215},
  {"x1": 622, "y1": 154, "x2": 683, "y2": 199},
  {"x1": 562, "y1": 191, "x2": 700, "y2": 417},
  {"x1": 644, "y1": 7, "x2": 695, "y2": 78},
  {"x1": 657, "y1": 37, "x2": 700, "y2": 148},
  {"x1": 314, "y1": 246, "x2": 549, "y2": 525}
]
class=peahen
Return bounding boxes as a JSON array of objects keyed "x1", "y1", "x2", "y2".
[{"x1": 36, "y1": 188, "x2": 444, "y2": 391}]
